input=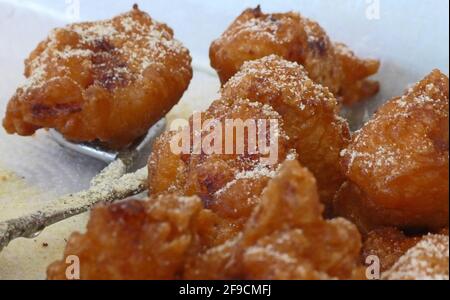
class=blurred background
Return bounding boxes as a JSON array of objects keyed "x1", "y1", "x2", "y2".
[{"x1": 1, "y1": 0, "x2": 449, "y2": 70}]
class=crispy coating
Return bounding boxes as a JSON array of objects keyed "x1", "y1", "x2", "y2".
[
  {"x1": 210, "y1": 6, "x2": 380, "y2": 105},
  {"x1": 148, "y1": 97, "x2": 293, "y2": 242},
  {"x1": 439, "y1": 227, "x2": 449, "y2": 235},
  {"x1": 47, "y1": 195, "x2": 203, "y2": 280},
  {"x1": 221, "y1": 55, "x2": 350, "y2": 209},
  {"x1": 362, "y1": 228, "x2": 420, "y2": 272},
  {"x1": 48, "y1": 160, "x2": 364, "y2": 280},
  {"x1": 336, "y1": 70, "x2": 449, "y2": 232},
  {"x1": 232, "y1": 160, "x2": 363, "y2": 280},
  {"x1": 185, "y1": 160, "x2": 363, "y2": 280},
  {"x1": 3, "y1": 6, "x2": 192, "y2": 149},
  {"x1": 383, "y1": 234, "x2": 449, "y2": 280}
]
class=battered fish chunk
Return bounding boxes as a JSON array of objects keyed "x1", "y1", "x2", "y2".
[
  {"x1": 383, "y1": 234, "x2": 449, "y2": 280},
  {"x1": 335, "y1": 70, "x2": 449, "y2": 232},
  {"x1": 148, "y1": 97, "x2": 293, "y2": 244},
  {"x1": 222, "y1": 55, "x2": 351, "y2": 210},
  {"x1": 362, "y1": 228, "x2": 420, "y2": 272},
  {"x1": 185, "y1": 160, "x2": 364, "y2": 280},
  {"x1": 210, "y1": 6, "x2": 380, "y2": 105},
  {"x1": 47, "y1": 195, "x2": 203, "y2": 280},
  {"x1": 3, "y1": 5, "x2": 192, "y2": 149}
]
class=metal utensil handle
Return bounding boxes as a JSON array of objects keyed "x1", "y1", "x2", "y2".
[{"x1": 0, "y1": 167, "x2": 148, "y2": 252}]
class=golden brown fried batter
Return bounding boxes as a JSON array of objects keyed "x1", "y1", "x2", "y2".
[
  {"x1": 48, "y1": 160, "x2": 364, "y2": 280},
  {"x1": 185, "y1": 160, "x2": 363, "y2": 280},
  {"x1": 3, "y1": 6, "x2": 192, "y2": 149},
  {"x1": 148, "y1": 97, "x2": 293, "y2": 242},
  {"x1": 221, "y1": 55, "x2": 350, "y2": 209},
  {"x1": 47, "y1": 195, "x2": 203, "y2": 280},
  {"x1": 439, "y1": 227, "x2": 449, "y2": 235},
  {"x1": 335, "y1": 70, "x2": 449, "y2": 232},
  {"x1": 383, "y1": 234, "x2": 449, "y2": 280},
  {"x1": 231, "y1": 160, "x2": 364, "y2": 280},
  {"x1": 210, "y1": 6, "x2": 380, "y2": 105},
  {"x1": 362, "y1": 228, "x2": 420, "y2": 272}
]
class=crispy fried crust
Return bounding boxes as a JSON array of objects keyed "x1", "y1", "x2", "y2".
[
  {"x1": 210, "y1": 6, "x2": 380, "y2": 105},
  {"x1": 383, "y1": 234, "x2": 449, "y2": 280},
  {"x1": 148, "y1": 97, "x2": 292, "y2": 238},
  {"x1": 48, "y1": 160, "x2": 364, "y2": 280},
  {"x1": 362, "y1": 228, "x2": 421, "y2": 272},
  {"x1": 47, "y1": 195, "x2": 203, "y2": 280},
  {"x1": 230, "y1": 160, "x2": 364, "y2": 280},
  {"x1": 221, "y1": 55, "x2": 350, "y2": 209},
  {"x1": 335, "y1": 70, "x2": 449, "y2": 231},
  {"x1": 185, "y1": 161, "x2": 364, "y2": 280},
  {"x1": 3, "y1": 6, "x2": 192, "y2": 149}
]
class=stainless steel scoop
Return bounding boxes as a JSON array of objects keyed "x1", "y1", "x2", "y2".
[{"x1": 49, "y1": 118, "x2": 166, "y2": 165}]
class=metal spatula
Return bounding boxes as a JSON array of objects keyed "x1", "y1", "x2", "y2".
[{"x1": 0, "y1": 118, "x2": 166, "y2": 251}]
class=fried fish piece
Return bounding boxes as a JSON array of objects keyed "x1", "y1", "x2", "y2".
[
  {"x1": 47, "y1": 195, "x2": 203, "y2": 280},
  {"x1": 148, "y1": 97, "x2": 293, "y2": 243},
  {"x1": 335, "y1": 70, "x2": 449, "y2": 232},
  {"x1": 383, "y1": 234, "x2": 449, "y2": 280},
  {"x1": 210, "y1": 6, "x2": 380, "y2": 105},
  {"x1": 185, "y1": 160, "x2": 364, "y2": 280},
  {"x1": 221, "y1": 55, "x2": 350, "y2": 210},
  {"x1": 3, "y1": 5, "x2": 192, "y2": 149},
  {"x1": 362, "y1": 227, "x2": 421, "y2": 272},
  {"x1": 46, "y1": 192, "x2": 242, "y2": 280},
  {"x1": 235, "y1": 160, "x2": 363, "y2": 280}
]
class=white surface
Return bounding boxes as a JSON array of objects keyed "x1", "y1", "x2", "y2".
[{"x1": 0, "y1": 0, "x2": 448, "y2": 206}]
